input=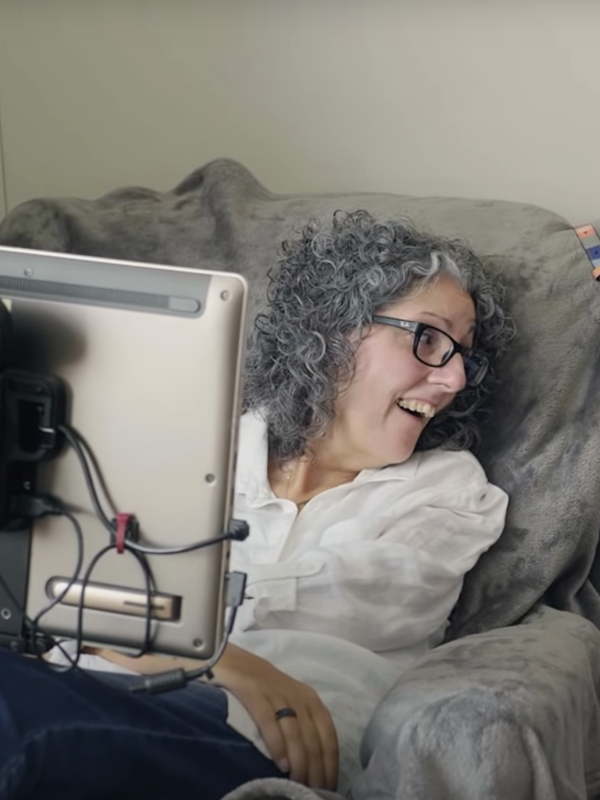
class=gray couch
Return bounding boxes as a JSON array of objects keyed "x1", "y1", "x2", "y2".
[{"x1": 1, "y1": 159, "x2": 599, "y2": 800}]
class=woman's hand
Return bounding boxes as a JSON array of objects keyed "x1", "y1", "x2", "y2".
[
  {"x1": 85, "y1": 643, "x2": 339, "y2": 791},
  {"x1": 214, "y1": 643, "x2": 339, "y2": 791}
]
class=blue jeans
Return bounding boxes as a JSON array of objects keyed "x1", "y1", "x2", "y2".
[{"x1": 0, "y1": 647, "x2": 283, "y2": 799}]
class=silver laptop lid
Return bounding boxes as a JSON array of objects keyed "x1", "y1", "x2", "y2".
[{"x1": 0, "y1": 245, "x2": 248, "y2": 659}]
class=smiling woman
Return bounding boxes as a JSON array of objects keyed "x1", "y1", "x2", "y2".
[
  {"x1": 245, "y1": 210, "x2": 513, "y2": 465},
  {"x1": 1, "y1": 210, "x2": 515, "y2": 800},
  {"x1": 325, "y1": 275, "x2": 478, "y2": 471}
]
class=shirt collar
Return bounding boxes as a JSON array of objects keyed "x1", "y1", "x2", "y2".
[
  {"x1": 235, "y1": 409, "x2": 272, "y2": 500},
  {"x1": 353, "y1": 456, "x2": 420, "y2": 484}
]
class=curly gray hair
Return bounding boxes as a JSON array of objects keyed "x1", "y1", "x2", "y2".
[{"x1": 243, "y1": 209, "x2": 514, "y2": 463}]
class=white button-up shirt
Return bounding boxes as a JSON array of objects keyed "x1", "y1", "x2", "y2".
[{"x1": 230, "y1": 410, "x2": 509, "y2": 661}]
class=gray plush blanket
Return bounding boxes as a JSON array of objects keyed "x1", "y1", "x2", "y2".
[{"x1": 1, "y1": 159, "x2": 600, "y2": 799}]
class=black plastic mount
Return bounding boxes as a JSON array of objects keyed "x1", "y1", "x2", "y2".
[{"x1": 0, "y1": 370, "x2": 67, "y2": 654}]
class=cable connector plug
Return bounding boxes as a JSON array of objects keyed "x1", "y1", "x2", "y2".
[
  {"x1": 226, "y1": 571, "x2": 247, "y2": 609},
  {"x1": 129, "y1": 668, "x2": 188, "y2": 695},
  {"x1": 228, "y1": 519, "x2": 249, "y2": 542},
  {"x1": 12, "y1": 493, "x2": 65, "y2": 519}
]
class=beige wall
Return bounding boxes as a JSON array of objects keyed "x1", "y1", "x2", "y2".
[{"x1": 0, "y1": 0, "x2": 598, "y2": 223}]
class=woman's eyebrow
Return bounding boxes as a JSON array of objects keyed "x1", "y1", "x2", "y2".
[{"x1": 420, "y1": 311, "x2": 477, "y2": 334}]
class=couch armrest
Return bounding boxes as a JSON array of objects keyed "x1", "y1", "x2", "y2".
[{"x1": 353, "y1": 606, "x2": 600, "y2": 800}]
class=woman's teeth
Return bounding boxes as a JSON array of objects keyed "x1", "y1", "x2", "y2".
[{"x1": 396, "y1": 398, "x2": 436, "y2": 419}]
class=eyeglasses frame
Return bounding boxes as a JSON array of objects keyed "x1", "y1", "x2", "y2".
[{"x1": 371, "y1": 315, "x2": 489, "y2": 388}]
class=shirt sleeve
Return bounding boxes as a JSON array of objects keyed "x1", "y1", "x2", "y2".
[{"x1": 235, "y1": 452, "x2": 509, "y2": 654}]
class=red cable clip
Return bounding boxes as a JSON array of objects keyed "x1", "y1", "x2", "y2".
[{"x1": 115, "y1": 513, "x2": 131, "y2": 554}]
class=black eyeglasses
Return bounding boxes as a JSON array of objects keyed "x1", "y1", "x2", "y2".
[{"x1": 372, "y1": 315, "x2": 489, "y2": 388}]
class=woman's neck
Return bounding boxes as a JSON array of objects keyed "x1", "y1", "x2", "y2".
[{"x1": 268, "y1": 445, "x2": 359, "y2": 507}]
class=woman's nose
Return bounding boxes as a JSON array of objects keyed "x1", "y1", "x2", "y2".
[{"x1": 431, "y1": 353, "x2": 468, "y2": 392}]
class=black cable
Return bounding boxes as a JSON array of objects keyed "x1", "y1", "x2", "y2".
[
  {"x1": 124, "y1": 545, "x2": 156, "y2": 657},
  {"x1": 0, "y1": 569, "x2": 55, "y2": 655},
  {"x1": 63, "y1": 542, "x2": 156, "y2": 672},
  {"x1": 129, "y1": 600, "x2": 238, "y2": 694},
  {"x1": 0, "y1": 500, "x2": 91, "y2": 672},
  {"x1": 59, "y1": 424, "x2": 249, "y2": 553},
  {"x1": 0, "y1": 465, "x2": 162, "y2": 675},
  {"x1": 31, "y1": 509, "x2": 84, "y2": 655},
  {"x1": 129, "y1": 571, "x2": 247, "y2": 694},
  {"x1": 114, "y1": 531, "x2": 237, "y2": 556},
  {"x1": 61, "y1": 426, "x2": 119, "y2": 518},
  {"x1": 58, "y1": 425, "x2": 114, "y2": 534},
  {"x1": 51, "y1": 427, "x2": 154, "y2": 651},
  {"x1": 0, "y1": 495, "x2": 84, "y2": 661},
  {"x1": 0, "y1": 494, "x2": 153, "y2": 671}
]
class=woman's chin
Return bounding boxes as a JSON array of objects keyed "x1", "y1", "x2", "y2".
[
  {"x1": 371, "y1": 439, "x2": 420, "y2": 468},
  {"x1": 382, "y1": 431, "x2": 422, "y2": 465}
]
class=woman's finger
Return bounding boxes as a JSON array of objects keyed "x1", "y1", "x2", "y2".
[
  {"x1": 292, "y1": 708, "x2": 327, "y2": 789},
  {"x1": 245, "y1": 693, "x2": 291, "y2": 773},
  {"x1": 306, "y1": 702, "x2": 339, "y2": 790},
  {"x1": 274, "y1": 711, "x2": 310, "y2": 785}
]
